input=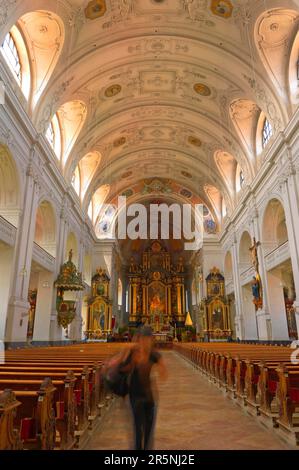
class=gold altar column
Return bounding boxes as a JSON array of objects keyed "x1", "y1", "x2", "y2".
[
  {"x1": 142, "y1": 280, "x2": 148, "y2": 317},
  {"x1": 106, "y1": 304, "x2": 112, "y2": 332},
  {"x1": 129, "y1": 277, "x2": 138, "y2": 322},
  {"x1": 167, "y1": 283, "x2": 172, "y2": 318},
  {"x1": 175, "y1": 277, "x2": 185, "y2": 321}
]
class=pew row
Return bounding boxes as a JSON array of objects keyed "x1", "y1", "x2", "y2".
[
  {"x1": 174, "y1": 343, "x2": 299, "y2": 446},
  {"x1": 0, "y1": 343, "x2": 127, "y2": 450}
]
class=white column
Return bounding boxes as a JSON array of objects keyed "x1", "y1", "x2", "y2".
[
  {"x1": 32, "y1": 270, "x2": 54, "y2": 342},
  {"x1": 69, "y1": 238, "x2": 84, "y2": 341},
  {"x1": 0, "y1": 245, "x2": 14, "y2": 341},
  {"x1": 280, "y1": 169, "x2": 299, "y2": 338},
  {"x1": 5, "y1": 162, "x2": 40, "y2": 342},
  {"x1": 250, "y1": 210, "x2": 272, "y2": 340},
  {"x1": 231, "y1": 239, "x2": 245, "y2": 340},
  {"x1": 49, "y1": 203, "x2": 69, "y2": 341}
]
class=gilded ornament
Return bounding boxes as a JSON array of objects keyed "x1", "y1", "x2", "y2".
[{"x1": 85, "y1": 0, "x2": 107, "y2": 20}]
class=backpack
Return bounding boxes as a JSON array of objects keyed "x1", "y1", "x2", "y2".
[{"x1": 103, "y1": 351, "x2": 132, "y2": 397}]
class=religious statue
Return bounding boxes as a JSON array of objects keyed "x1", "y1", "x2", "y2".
[
  {"x1": 176, "y1": 256, "x2": 184, "y2": 273},
  {"x1": 150, "y1": 293, "x2": 162, "y2": 312},
  {"x1": 251, "y1": 276, "x2": 262, "y2": 311},
  {"x1": 249, "y1": 238, "x2": 263, "y2": 310},
  {"x1": 249, "y1": 237, "x2": 260, "y2": 274}
]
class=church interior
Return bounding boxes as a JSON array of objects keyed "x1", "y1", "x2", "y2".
[{"x1": 1, "y1": 0, "x2": 299, "y2": 453}]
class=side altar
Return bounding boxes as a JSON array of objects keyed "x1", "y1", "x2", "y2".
[
  {"x1": 128, "y1": 241, "x2": 187, "y2": 332},
  {"x1": 85, "y1": 268, "x2": 113, "y2": 339},
  {"x1": 201, "y1": 267, "x2": 232, "y2": 340}
]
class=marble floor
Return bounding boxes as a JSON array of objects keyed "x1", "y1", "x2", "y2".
[{"x1": 87, "y1": 351, "x2": 292, "y2": 450}]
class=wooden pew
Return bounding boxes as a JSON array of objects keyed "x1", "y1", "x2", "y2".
[
  {"x1": 174, "y1": 342, "x2": 299, "y2": 446},
  {"x1": 0, "y1": 378, "x2": 56, "y2": 450},
  {"x1": 0, "y1": 342, "x2": 127, "y2": 450},
  {"x1": 0, "y1": 389, "x2": 22, "y2": 450}
]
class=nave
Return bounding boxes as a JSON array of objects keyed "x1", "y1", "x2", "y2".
[{"x1": 87, "y1": 351, "x2": 290, "y2": 451}]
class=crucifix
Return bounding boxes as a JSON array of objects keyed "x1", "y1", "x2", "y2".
[{"x1": 249, "y1": 237, "x2": 261, "y2": 274}]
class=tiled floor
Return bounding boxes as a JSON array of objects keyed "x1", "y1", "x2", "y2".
[{"x1": 87, "y1": 351, "x2": 291, "y2": 450}]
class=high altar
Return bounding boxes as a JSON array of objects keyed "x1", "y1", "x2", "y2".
[{"x1": 128, "y1": 241, "x2": 186, "y2": 331}]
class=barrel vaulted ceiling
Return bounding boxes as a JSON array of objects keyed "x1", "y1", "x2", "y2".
[{"x1": 1, "y1": 0, "x2": 299, "y2": 231}]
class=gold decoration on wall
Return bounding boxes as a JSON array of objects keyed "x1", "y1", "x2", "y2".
[
  {"x1": 54, "y1": 250, "x2": 84, "y2": 330},
  {"x1": 210, "y1": 0, "x2": 233, "y2": 19},
  {"x1": 128, "y1": 241, "x2": 187, "y2": 332},
  {"x1": 193, "y1": 83, "x2": 211, "y2": 96},
  {"x1": 188, "y1": 136, "x2": 202, "y2": 147},
  {"x1": 113, "y1": 136, "x2": 126, "y2": 147},
  {"x1": 85, "y1": 0, "x2": 107, "y2": 20},
  {"x1": 86, "y1": 268, "x2": 112, "y2": 339},
  {"x1": 104, "y1": 84, "x2": 122, "y2": 98},
  {"x1": 201, "y1": 267, "x2": 232, "y2": 340}
]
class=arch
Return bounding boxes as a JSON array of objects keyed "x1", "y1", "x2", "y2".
[
  {"x1": 1, "y1": 10, "x2": 65, "y2": 109},
  {"x1": 18, "y1": 10, "x2": 65, "y2": 108},
  {"x1": 57, "y1": 100, "x2": 87, "y2": 167},
  {"x1": 204, "y1": 184, "x2": 222, "y2": 222},
  {"x1": 230, "y1": 99, "x2": 262, "y2": 159},
  {"x1": 0, "y1": 144, "x2": 21, "y2": 227},
  {"x1": 90, "y1": 184, "x2": 111, "y2": 226},
  {"x1": 255, "y1": 8, "x2": 299, "y2": 104},
  {"x1": 34, "y1": 200, "x2": 56, "y2": 257},
  {"x1": 214, "y1": 150, "x2": 238, "y2": 196},
  {"x1": 224, "y1": 250, "x2": 233, "y2": 283},
  {"x1": 65, "y1": 231, "x2": 79, "y2": 266},
  {"x1": 72, "y1": 151, "x2": 101, "y2": 201},
  {"x1": 1, "y1": 25, "x2": 30, "y2": 100},
  {"x1": 262, "y1": 198, "x2": 288, "y2": 255},
  {"x1": 289, "y1": 29, "x2": 299, "y2": 107},
  {"x1": 46, "y1": 100, "x2": 87, "y2": 166},
  {"x1": 239, "y1": 231, "x2": 252, "y2": 268}
]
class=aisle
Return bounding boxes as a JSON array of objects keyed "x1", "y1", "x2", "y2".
[{"x1": 87, "y1": 351, "x2": 290, "y2": 450}]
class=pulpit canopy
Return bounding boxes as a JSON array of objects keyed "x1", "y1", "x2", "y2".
[{"x1": 54, "y1": 249, "x2": 84, "y2": 291}]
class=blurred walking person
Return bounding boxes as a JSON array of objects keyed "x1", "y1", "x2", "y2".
[{"x1": 122, "y1": 326, "x2": 167, "y2": 450}]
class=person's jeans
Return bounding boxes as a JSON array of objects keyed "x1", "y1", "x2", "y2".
[{"x1": 130, "y1": 397, "x2": 156, "y2": 450}]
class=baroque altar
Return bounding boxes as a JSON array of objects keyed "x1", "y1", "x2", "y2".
[
  {"x1": 201, "y1": 267, "x2": 232, "y2": 340},
  {"x1": 128, "y1": 241, "x2": 186, "y2": 331},
  {"x1": 85, "y1": 268, "x2": 112, "y2": 339}
]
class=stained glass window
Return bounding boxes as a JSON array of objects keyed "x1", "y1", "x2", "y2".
[{"x1": 2, "y1": 32, "x2": 22, "y2": 83}]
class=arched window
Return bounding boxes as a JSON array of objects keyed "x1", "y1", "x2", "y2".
[
  {"x1": 239, "y1": 170, "x2": 245, "y2": 189},
  {"x1": 262, "y1": 118, "x2": 273, "y2": 148},
  {"x1": 46, "y1": 121, "x2": 55, "y2": 148},
  {"x1": 46, "y1": 113, "x2": 62, "y2": 160},
  {"x1": 1, "y1": 32, "x2": 22, "y2": 84}
]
